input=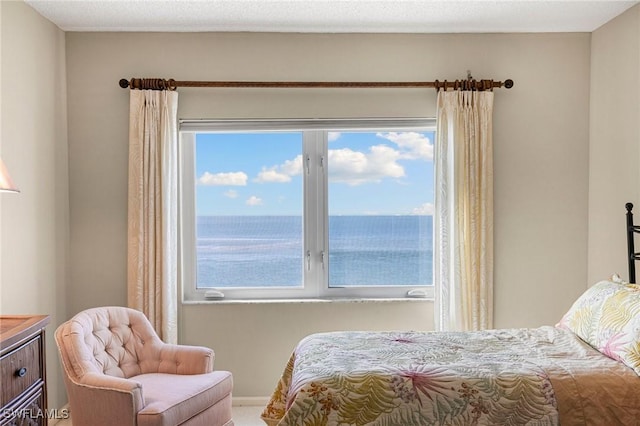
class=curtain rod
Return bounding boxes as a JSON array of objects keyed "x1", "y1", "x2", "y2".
[{"x1": 118, "y1": 77, "x2": 514, "y2": 91}]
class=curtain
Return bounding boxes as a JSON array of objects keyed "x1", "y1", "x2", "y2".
[
  {"x1": 434, "y1": 90, "x2": 494, "y2": 332},
  {"x1": 127, "y1": 90, "x2": 179, "y2": 344}
]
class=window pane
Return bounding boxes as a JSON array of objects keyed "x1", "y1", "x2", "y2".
[
  {"x1": 327, "y1": 131, "x2": 434, "y2": 287},
  {"x1": 195, "y1": 132, "x2": 303, "y2": 288}
]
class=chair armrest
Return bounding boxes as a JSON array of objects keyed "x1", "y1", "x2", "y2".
[
  {"x1": 66, "y1": 373, "x2": 144, "y2": 426},
  {"x1": 80, "y1": 372, "x2": 143, "y2": 393},
  {"x1": 157, "y1": 344, "x2": 214, "y2": 375}
]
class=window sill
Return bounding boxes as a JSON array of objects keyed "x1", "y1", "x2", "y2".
[{"x1": 182, "y1": 297, "x2": 433, "y2": 305}]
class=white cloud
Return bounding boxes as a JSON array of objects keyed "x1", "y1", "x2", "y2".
[
  {"x1": 254, "y1": 131, "x2": 430, "y2": 188},
  {"x1": 376, "y1": 132, "x2": 434, "y2": 160},
  {"x1": 198, "y1": 171, "x2": 247, "y2": 186},
  {"x1": 254, "y1": 155, "x2": 303, "y2": 183},
  {"x1": 245, "y1": 196, "x2": 263, "y2": 206},
  {"x1": 328, "y1": 145, "x2": 405, "y2": 186},
  {"x1": 223, "y1": 190, "x2": 238, "y2": 198},
  {"x1": 280, "y1": 156, "x2": 303, "y2": 175},
  {"x1": 412, "y1": 202, "x2": 435, "y2": 215},
  {"x1": 255, "y1": 169, "x2": 292, "y2": 183}
]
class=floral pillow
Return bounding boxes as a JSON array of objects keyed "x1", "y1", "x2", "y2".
[{"x1": 557, "y1": 278, "x2": 640, "y2": 375}]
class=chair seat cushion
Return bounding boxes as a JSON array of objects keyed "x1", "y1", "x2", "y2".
[{"x1": 135, "y1": 371, "x2": 233, "y2": 426}]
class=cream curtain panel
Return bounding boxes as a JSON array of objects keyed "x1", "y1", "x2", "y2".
[
  {"x1": 127, "y1": 90, "x2": 179, "y2": 344},
  {"x1": 434, "y1": 90, "x2": 494, "y2": 332}
]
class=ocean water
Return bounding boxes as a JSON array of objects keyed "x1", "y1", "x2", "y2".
[{"x1": 196, "y1": 215, "x2": 433, "y2": 288}]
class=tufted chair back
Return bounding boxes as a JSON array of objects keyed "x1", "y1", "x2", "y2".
[{"x1": 59, "y1": 306, "x2": 168, "y2": 380}]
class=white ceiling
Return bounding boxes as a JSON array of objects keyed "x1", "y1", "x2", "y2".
[{"x1": 24, "y1": 0, "x2": 639, "y2": 33}]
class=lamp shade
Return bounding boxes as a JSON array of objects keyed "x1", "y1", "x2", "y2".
[{"x1": 0, "y1": 157, "x2": 19, "y2": 193}]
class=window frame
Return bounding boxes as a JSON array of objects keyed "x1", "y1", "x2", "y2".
[{"x1": 180, "y1": 118, "x2": 436, "y2": 301}]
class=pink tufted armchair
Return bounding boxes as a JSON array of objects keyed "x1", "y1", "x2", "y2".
[{"x1": 55, "y1": 307, "x2": 233, "y2": 426}]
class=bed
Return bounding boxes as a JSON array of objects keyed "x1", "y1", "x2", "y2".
[{"x1": 262, "y1": 204, "x2": 640, "y2": 426}]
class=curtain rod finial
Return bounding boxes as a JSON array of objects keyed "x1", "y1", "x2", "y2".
[
  {"x1": 119, "y1": 79, "x2": 130, "y2": 89},
  {"x1": 504, "y1": 79, "x2": 514, "y2": 89}
]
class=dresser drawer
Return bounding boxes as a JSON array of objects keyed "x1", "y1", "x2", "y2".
[
  {"x1": 0, "y1": 336, "x2": 42, "y2": 408},
  {"x1": 0, "y1": 387, "x2": 45, "y2": 426}
]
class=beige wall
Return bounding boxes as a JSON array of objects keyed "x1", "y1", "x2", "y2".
[
  {"x1": 589, "y1": 5, "x2": 640, "y2": 284},
  {"x1": 0, "y1": 1, "x2": 69, "y2": 410},
  {"x1": 65, "y1": 31, "x2": 591, "y2": 397}
]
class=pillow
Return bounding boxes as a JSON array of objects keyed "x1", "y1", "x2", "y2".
[{"x1": 557, "y1": 278, "x2": 640, "y2": 375}]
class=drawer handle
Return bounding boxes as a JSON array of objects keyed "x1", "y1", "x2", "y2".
[{"x1": 15, "y1": 367, "x2": 27, "y2": 377}]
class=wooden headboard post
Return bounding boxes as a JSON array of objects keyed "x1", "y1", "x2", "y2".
[{"x1": 626, "y1": 202, "x2": 637, "y2": 283}]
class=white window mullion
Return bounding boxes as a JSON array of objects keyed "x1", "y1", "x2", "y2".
[
  {"x1": 319, "y1": 131, "x2": 329, "y2": 297},
  {"x1": 304, "y1": 131, "x2": 325, "y2": 297}
]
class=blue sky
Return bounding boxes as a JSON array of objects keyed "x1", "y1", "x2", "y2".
[{"x1": 195, "y1": 130, "x2": 434, "y2": 216}]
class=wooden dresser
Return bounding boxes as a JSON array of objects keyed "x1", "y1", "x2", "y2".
[{"x1": 0, "y1": 315, "x2": 50, "y2": 426}]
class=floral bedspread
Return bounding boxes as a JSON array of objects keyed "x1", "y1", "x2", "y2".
[{"x1": 262, "y1": 326, "x2": 640, "y2": 426}]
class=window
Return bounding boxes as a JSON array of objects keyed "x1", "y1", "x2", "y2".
[{"x1": 180, "y1": 119, "x2": 435, "y2": 300}]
